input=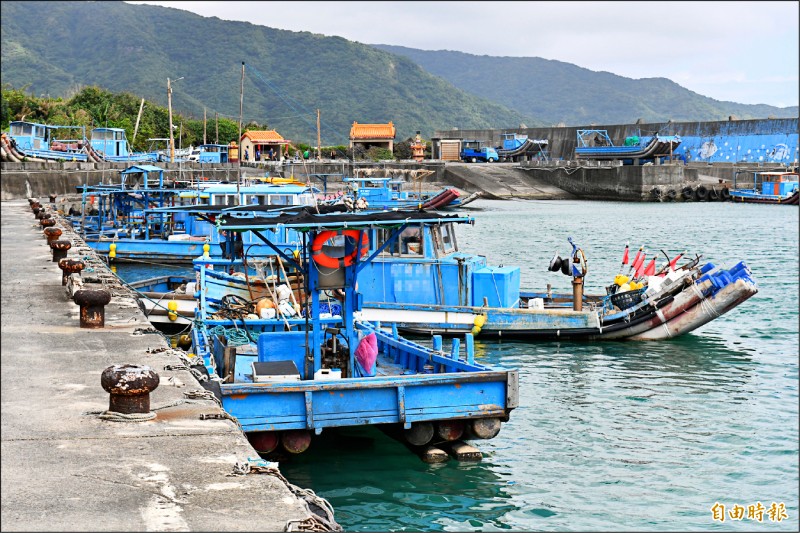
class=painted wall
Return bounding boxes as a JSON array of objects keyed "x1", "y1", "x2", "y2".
[{"x1": 438, "y1": 118, "x2": 799, "y2": 165}]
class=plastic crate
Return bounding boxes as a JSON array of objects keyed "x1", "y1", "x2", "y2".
[{"x1": 609, "y1": 288, "x2": 644, "y2": 310}]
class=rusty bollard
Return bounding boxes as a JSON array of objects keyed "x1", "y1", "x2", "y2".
[
  {"x1": 50, "y1": 239, "x2": 71, "y2": 262},
  {"x1": 73, "y1": 289, "x2": 111, "y2": 328},
  {"x1": 101, "y1": 365, "x2": 160, "y2": 415},
  {"x1": 49, "y1": 194, "x2": 57, "y2": 203},
  {"x1": 32, "y1": 206, "x2": 41, "y2": 216},
  {"x1": 31, "y1": 201, "x2": 41, "y2": 211},
  {"x1": 44, "y1": 226, "x2": 62, "y2": 244},
  {"x1": 59, "y1": 258, "x2": 85, "y2": 285},
  {"x1": 41, "y1": 218, "x2": 56, "y2": 229},
  {"x1": 28, "y1": 198, "x2": 36, "y2": 206}
]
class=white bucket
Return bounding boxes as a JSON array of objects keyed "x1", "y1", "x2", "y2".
[{"x1": 528, "y1": 298, "x2": 544, "y2": 310}]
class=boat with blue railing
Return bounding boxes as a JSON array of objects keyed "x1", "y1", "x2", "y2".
[
  {"x1": 353, "y1": 225, "x2": 758, "y2": 340},
  {"x1": 72, "y1": 168, "x2": 324, "y2": 263},
  {"x1": 729, "y1": 170, "x2": 799, "y2": 205},
  {"x1": 2, "y1": 120, "x2": 90, "y2": 162},
  {"x1": 130, "y1": 198, "x2": 758, "y2": 341},
  {"x1": 186, "y1": 206, "x2": 518, "y2": 458},
  {"x1": 342, "y1": 174, "x2": 479, "y2": 210},
  {"x1": 89, "y1": 127, "x2": 158, "y2": 162}
]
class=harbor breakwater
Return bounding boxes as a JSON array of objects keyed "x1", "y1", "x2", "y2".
[{"x1": 0, "y1": 158, "x2": 791, "y2": 202}]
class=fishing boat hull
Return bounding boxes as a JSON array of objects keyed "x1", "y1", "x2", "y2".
[
  {"x1": 361, "y1": 261, "x2": 757, "y2": 341},
  {"x1": 729, "y1": 190, "x2": 799, "y2": 205}
]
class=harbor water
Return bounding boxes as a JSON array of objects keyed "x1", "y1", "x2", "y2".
[{"x1": 116, "y1": 199, "x2": 799, "y2": 531}]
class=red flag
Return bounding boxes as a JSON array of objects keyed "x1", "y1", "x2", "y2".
[
  {"x1": 634, "y1": 253, "x2": 647, "y2": 277},
  {"x1": 644, "y1": 257, "x2": 657, "y2": 277},
  {"x1": 622, "y1": 244, "x2": 630, "y2": 265},
  {"x1": 631, "y1": 246, "x2": 643, "y2": 268},
  {"x1": 633, "y1": 250, "x2": 646, "y2": 272},
  {"x1": 669, "y1": 252, "x2": 685, "y2": 270}
]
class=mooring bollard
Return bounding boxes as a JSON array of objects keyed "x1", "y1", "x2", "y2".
[
  {"x1": 59, "y1": 258, "x2": 85, "y2": 286},
  {"x1": 40, "y1": 217, "x2": 56, "y2": 229},
  {"x1": 30, "y1": 200, "x2": 41, "y2": 211},
  {"x1": 50, "y1": 240, "x2": 71, "y2": 262},
  {"x1": 35, "y1": 209, "x2": 45, "y2": 219},
  {"x1": 73, "y1": 289, "x2": 111, "y2": 328},
  {"x1": 101, "y1": 364, "x2": 160, "y2": 414},
  {"x1": 32, "y1": 206, "x2": 41, "y2": 216},
  {"x1": 43, "y1": 226, "x2": 62, "y2": 244}
]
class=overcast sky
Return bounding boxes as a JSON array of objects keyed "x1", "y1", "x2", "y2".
[{"x1": 128, "y1": 1, "x2": 799, "y2": 108}]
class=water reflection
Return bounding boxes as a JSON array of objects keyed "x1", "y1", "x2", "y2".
[{"x1": 281, "y1": 426, "x2": 517, "y2": 531}]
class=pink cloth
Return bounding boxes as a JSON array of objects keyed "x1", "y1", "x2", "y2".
[{"x1": 354, "y1": 333, "x2": 378, "y2": 376}]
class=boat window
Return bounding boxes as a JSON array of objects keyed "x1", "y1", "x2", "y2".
[
  {"x1": 440, "y1": 224, "x2": 457, "y2": 253},
  {"x1": 268, "y1": 195, "x2": 291, "y2": 205},
  {"x1": 12, "y1": 123, "x2": 32, "y2": 136},
  {"x1": 212, "y1": 194, "x2": 235, "y2": 206},
  {"x1": 377, "y1": 226, "x2": 423, "y2": 256},
  {"x1": 115, "y1": 131, "x2": 124, "y2": 140}
]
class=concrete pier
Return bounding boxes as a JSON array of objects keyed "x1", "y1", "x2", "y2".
[{"x1": 1, "y1": 200, "x2": 332, "y2": 531}]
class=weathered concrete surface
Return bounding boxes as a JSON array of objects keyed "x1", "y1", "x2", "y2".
[
  {"x1": 0, "y1": 200, "x2": 318, "y2": 531},
  {"x1": 443, "y1": 162, "x2": 574, "y2": 199}
]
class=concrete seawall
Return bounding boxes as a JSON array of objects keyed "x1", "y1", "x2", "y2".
[
  {"x1": 2, "y1": 159, "x2": 788, "y2": 203},
  {"x1": 1, "y1": 201, "x2": 336, "y2": 531}
]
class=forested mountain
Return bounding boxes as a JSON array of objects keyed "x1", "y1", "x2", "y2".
[
  {"x1": 2, "y1": 1, "x2": 795, "y2": 147},
  {"x1": 372, "y1": 45, "x2": 798, "y2": 126},
  {"x1": 1, "y1": 1, "x2": 530, "y2": 145}
]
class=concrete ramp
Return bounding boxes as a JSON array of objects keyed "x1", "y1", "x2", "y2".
[{"x1": 444, "y1": 163, "x2": 575, "y2": 200}]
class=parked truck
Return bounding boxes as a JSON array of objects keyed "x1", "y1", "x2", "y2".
[{"x1": 460, "y1": 140, "x2": 499, "y2": 163}]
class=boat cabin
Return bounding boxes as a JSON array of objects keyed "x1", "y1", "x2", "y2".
[
  {"x1": 757, "y1": 172, "x2": 799, "y2": 196},
  {"x1": 91, "y1": 127, "x2": 133, "y2": 158},
  {"x1": 196, "y1": 144, "x2": 229, "y2": 164}
]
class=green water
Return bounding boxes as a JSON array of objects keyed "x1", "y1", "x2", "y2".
[
  {"x1": 115, "y1": 199, "x2": 798, "y2": 530},
  {"x1": 279, "y1": 200, "x2": 799, "y2": 531}
]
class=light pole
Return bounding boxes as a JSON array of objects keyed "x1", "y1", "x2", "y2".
[{"x1": 167, "y1": 76, "x2": 184, "y2": 163}]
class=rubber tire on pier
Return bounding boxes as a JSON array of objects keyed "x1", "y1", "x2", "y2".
[
  {"x1": 708, "y1": 188, "x2": 719, "y2": 201},
  {"x1": 694, "y1": 185, "x2": 708, "y2": 201},
  {"x1": 682, "y1": 186, "x2": 694, "y2": 201},
  {"x1": 650, "y1": 187, "x2": 663, "y2": 201},
  {"x1": 721, "y1": 188, "x2": 731, "y2": 201},
  {"x1": 665, "y1": 189, "x2": 677, "y2": 201}
]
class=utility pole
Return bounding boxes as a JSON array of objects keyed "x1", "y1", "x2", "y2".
[
  {"x1": 237, "y1": 61, "x2": 244, "y2": 201},
  {"x1": 132, "y1": 98, "x2": 145, "y2": 148},
  {"x1": 167, "y1": 76, "x2": 183, "y2": 163},
  {"x1": 167, "y1": 78, "x2": 174, "y2": 163},
  {"x1": 215, "y1": 112, "x2": 219, "y2": 145},
  {"x1": 316, "y1": 109, "x2": 322, "y2": 160},
  {"x1": 203, "y1": 107, "x2": 207, "y2": 145}
]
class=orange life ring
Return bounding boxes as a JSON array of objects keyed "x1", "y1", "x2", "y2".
[{"x1": 311, "y1": 230, "x2": 369, "y2": 268}]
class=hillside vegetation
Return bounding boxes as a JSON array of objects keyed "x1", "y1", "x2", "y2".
[
  {"x1": 372, "y1": 45, "x2": 798, "y2": 126},
  {"x1": 2, "y1": 1, "x2": 795, "y2": 147},
  {"x1": 1, "y1": 1, "x2": 530, "y2": 145}
]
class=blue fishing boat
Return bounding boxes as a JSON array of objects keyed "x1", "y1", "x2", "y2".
[
  {"x1": 89, "y1": 127, "x2": 158, "y2": 162},
  {"x1": 3, "y1": 120, "x2": 89, "y2": 162},
  {"x1": 342, "y1": 175, "x2": 477, "y2": 210},
  {"x1": 352, "y1": 230, "x2": 758, "y2": 341},
  {"x1": 188, "y1": 207, "x2": 518, "y2": 457},
  {"x1": 73, "y1": 168, "x2": 326, "y2": 263},
  {"x1": 574, "y1": 129, "x2": 681, "y2": 163},
  {"x1": 729, "y1": 170, "x2": 799, "y2": 205},
  {"x1": 130, "y1": 199, "x2": 758, "y2": 341},
  {"x1": 495, "y1": 132, "x2": 549, "y2": 162},
  {"x1": 190, "y1": 143, "x2": 230, "y2": 164}
]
